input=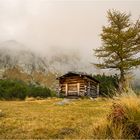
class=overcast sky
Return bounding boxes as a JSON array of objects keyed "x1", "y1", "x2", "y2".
[{"x1": 0, "y1": 0, "x2": 140, "y2": 64}]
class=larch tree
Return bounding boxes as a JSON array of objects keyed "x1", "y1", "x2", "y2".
[{"x1": 94, "y1": 10, "x2": 140, "y2": 91}]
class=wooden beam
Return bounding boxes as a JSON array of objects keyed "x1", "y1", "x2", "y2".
[
  {"x1": 77, "y1": 83, "x2": 80, "y2": 96},
  {"x1": 65, "y1": 84, "x2": 68, "y2": 96}
]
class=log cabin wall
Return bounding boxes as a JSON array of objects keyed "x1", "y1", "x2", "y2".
[
  {"x1": 58, "y1": 73, "x2": 99, "y2": 97},
  {"x1": 59, "y1": 76, "x2": 87, "y2": 96},
  {"x1": 84, "y1": 77, "x2": 98, "y2": 97}
]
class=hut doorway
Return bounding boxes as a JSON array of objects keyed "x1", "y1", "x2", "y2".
[{"x1": 66, "y1": 83, "x2": 80, "y2": 96}]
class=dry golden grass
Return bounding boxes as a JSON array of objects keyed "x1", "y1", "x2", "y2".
[
  {"x1": 0, "y1": 98, "x2": 111, "y2": 139},
  {"x1": 0, "y1": 93, "x2": 140, "y2": 139},
  {"x1": 93, "y1": 91, "x2": 140, "y2": 139}
]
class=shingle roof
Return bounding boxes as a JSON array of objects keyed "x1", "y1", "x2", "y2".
[{"x1": 57, "y1": 71, "x2": 100, "y2": 83}]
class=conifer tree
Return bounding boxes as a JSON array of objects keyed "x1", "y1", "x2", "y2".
[{"x1": 94, "y1": 10, "x2": 140, "y2": 90}]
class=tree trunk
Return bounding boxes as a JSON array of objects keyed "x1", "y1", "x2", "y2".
[{"x1": 119, "y1": 69, "x2": 127, "y2": 92}]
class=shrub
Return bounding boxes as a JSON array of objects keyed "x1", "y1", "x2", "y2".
[
  {"x1": 93, "y1": 74, "x2": 119, "y2": 97},
  {"x1": 93, "y1": 93, "x2": 140, "y2": 139},
  {"x1": 0, "y1": 79, "x2": 56, "y2": 100},
  {"x1": 106, "y1": 100, "x2": 140, "y2": 139},
  {"x1": 28, "y1": 86, "x2": 52, "y2": 98},
  {"x1": 0, "y1": 80, "x2": 28, "y2": 100}
]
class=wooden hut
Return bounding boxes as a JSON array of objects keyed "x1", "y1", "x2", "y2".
[{"x1": 57, "y1": 72, "x2": 99, "y2": 97}]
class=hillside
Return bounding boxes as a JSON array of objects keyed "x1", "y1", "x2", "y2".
[
  {"x1": 3, "y1": 67, "x2": 58, "y2": 89},
  {"x1": 0, "y1": 40, "x2": 49, "y2": 74},
  {"x1": 0, "y1": 40, "x2": 60, "y2": 88},
  {"x1": 0, "y1": 40, "x2": 94, "y2": 88},
  {"x1": 0, "y1": 40, "x2": 79, "y2": 88}
]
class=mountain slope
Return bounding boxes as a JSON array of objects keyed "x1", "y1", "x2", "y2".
[
  {"x1": 0, "y1": 40, "x2": 87, "y2": 88},
  {"x1": 0, "y1": 40, "x2": 49, "y2": 74}
]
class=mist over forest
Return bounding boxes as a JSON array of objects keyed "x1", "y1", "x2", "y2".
[
  {"x1": 0, "y1": 40, "x2": 97, "y2": 74},
  {"x1": 0, "y1": 0, "x2": 140, "y2": 84}
]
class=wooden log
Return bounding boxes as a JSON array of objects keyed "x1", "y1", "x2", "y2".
[
  {"x1": 77, "y1": 83, "x2": 80, "y2": 96},
  {"x1": 63, "y1": 81, "x2": 85, "y2": 84},
  {"x1": 65, "y1": 84, "x2": 68, "y2": 96}
]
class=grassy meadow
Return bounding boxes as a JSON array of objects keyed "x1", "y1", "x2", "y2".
[{"x1": 0, "y1": 93, "x2": 140, "y2": 139}]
